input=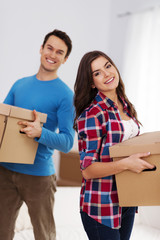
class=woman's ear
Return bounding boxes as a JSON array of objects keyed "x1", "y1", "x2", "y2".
[{"x1": 91, "y1": 84, "x2": 96, "y2": 89}]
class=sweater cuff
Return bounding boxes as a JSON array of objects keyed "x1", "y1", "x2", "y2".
[{"x1": 34, "y1": 127, "x2": 45, "y2": 143}]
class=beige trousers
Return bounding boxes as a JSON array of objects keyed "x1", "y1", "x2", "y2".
[{"x1": 0, "y1": 165, "x2": 57, "y2": 240}]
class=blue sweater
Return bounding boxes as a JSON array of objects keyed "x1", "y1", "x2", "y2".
[{"x1": 1, "y1": 75, "x2": 75, "y2": 176}]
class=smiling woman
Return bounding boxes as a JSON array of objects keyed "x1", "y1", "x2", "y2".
[
  {"x1": 73, "y1": 50, "x2": 154, "y2": 240},
  {"x1": 91, "y1": 56, "x2": 119, "y2": 99}
]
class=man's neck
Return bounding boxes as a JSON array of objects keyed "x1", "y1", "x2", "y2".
[{"x1": 36, "y1": 67, "x2": 58, "y2": 81}]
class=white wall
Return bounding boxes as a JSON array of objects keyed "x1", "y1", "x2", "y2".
[
  {"x1": 1, "y1": 0, "x2": 160, "y2": 169},
  {"x1": 0, "y1": 0, "x2": 112, "y2": 101},
  {"x1": 107, "y1": 0, "x2": 160, "y2": 71},
  {"x1": 1, "y1": 0, "x2": 159, "y2": 105}
]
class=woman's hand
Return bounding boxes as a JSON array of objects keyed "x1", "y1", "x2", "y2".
[
  {"x1": 121, "y1": 152, "x2": 155, "y2": 173},
  {"x1": 82, "y1": 152, "x2": 155, "y2": 180}
]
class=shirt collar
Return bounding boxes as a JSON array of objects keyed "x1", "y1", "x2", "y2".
[{"x1": 95, "y1": 91, "x2": 128, "y2": 111}]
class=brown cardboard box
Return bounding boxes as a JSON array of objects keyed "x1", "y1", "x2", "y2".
[
  {"x1": 57, "y1": 151, "x2": 82, "y2": 186},
  {"x1": 0, "y1": 103, "x2": 47, "y2": 164},
  {"x1": 109, "y1": 131, "x2": 160, "y2": 206}
]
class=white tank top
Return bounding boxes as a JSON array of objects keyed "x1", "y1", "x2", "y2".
[{"x1": 122, "y1": 119, "x2": 139, "y2": 142}]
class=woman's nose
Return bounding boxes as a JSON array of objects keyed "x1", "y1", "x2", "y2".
[{"x1": 103, "y1": 69, "x2": 109, "y2": 77}]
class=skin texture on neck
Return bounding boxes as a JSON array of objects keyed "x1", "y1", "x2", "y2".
[
  {"x1": 36, "y1": 67, "x2": 58, "y2": 81},
  {"x1": 104, "y1": 90, "x2": 118, "y2": 104}
]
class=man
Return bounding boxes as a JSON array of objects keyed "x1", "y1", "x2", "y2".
[{"x1": 0, "y1": 29, "x2": 75, "y2": 240}]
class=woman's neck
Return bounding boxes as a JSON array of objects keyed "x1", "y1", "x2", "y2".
[{"x1": 103, "y1": 91, "x2": 119, "y2": 105}]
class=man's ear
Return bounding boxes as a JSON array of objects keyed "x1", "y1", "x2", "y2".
[
  {"x1": 40, "y1": 45, "x2": 43, "y2": 54},
  {"x1": 62, "y1": 56, "x2": 68, "y2": 64},
  {"x1": 91, "y1": 84, "x2": 96, "y2": 88}
]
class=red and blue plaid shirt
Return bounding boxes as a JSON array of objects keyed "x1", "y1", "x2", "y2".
[{"x1": 77, "y1": 91, "x2": 140, "y2": 229}]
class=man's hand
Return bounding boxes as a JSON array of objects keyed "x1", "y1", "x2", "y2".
[{"x1": 18, "y1": 110, "x2": 42, "y2": 138}]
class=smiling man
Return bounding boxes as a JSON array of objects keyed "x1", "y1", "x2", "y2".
[{"x1": 0, "y1": 29, "x2": 75, "y2": 240}]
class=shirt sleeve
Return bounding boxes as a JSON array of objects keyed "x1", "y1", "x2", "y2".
[
  {"x1": 3, "y1": 82, "x2": 18, "y2": 105},
  {"x1": 35, "y1": 93, "x2": 75, "y2": 153},
  {"x1": 77, "y1": 112, "x2": 103, "y2": 170},
  {"x1": 4, "y1": 79, "x2": 75, "y2": 153}
]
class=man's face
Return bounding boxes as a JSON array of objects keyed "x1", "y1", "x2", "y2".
[{"x1": 40, "y1": 35, "x2": 68, "y2": 73}]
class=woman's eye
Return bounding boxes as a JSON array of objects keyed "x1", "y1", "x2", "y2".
[
  {"x1": 94, "y1": 72, "x2": 100, "y2": 77},
  {"x1": 106, "y1": 64, "x2": 111, "y2": 69}
]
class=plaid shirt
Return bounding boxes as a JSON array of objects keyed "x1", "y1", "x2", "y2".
[{"x1": 77, "y1": 91, "x2": 140, "y2": 229}]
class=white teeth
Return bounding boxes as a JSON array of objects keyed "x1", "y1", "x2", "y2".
[
  {"x1": 105, "y1": 77, "x2": 114, "y2": 84},
  {"x1": 47, "y1": 59, "x2": 55, "y2": 64}
]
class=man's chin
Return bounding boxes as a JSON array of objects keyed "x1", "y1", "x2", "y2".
[{"x1": 41, "y1": 65, "x2": 58, "y2": 73}]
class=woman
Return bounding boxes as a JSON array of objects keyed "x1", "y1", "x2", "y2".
[{"x1": 73, "y1": 51, "x2": 154, "y2": 240}]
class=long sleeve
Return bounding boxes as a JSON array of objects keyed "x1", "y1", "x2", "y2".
[
  {"x1": 3, "y1": 81, "x2": 18, "y2": 105},
  {"x1": 0, "y1": 75, "x2": 75, "y2": 176},
  {"x1": 36, "y1": 94, "x2": 75, "y2": 153},
  {"x1": 78, "y1": 111, "x2": 103, "y2": 170}
]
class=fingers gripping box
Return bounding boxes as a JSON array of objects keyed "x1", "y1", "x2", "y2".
[
  {"x1": 109, "y1": 131, "x2": 160, "y2": 206},
  {"x1": 0, "y1": 103, "x2": 47, "y2": 164}
]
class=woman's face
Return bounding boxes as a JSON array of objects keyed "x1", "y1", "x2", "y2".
[{"x1": 91, "y1": 56, "x2": 119, "y2": 97}]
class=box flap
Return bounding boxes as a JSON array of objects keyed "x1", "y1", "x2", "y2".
[
  {"x1": 0, "y1": 103, "x2": 11, "y2": 116},
  {"x1": 0, "y1": 103, "x2": 47, "y2": 123},
  {"x1": 10, "y1": 106, "x2": 47, "y2": 123},
  {"x1": 109, "y1": 131, "x2": 160, "y2": 157}
]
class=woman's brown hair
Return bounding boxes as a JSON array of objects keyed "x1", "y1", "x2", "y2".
[{"x1": 73, "y1": 51, "x2": 139, "y2": 130}]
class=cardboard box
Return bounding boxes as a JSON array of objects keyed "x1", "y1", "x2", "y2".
[
  {"x1": 0, "y1": 103, "x2": 47, "y2": 164},
  {"x1": 109, "y1": 131, "x2": 160, "y2": 206},
  {"x1": 57, "y1": 151, "x2": 82, "y2": 186}
]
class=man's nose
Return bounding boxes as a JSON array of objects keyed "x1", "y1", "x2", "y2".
[{"x1": 50, "y1": 51, "x2": 56, "y2": 58}]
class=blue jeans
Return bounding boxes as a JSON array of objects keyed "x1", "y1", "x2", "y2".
[{"x1": 80, "y1": 207, "x2": 136, "y2": 240}]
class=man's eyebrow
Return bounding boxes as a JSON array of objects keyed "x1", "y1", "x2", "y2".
[
  {"x1": 46, "y1": 44, "x2": 53, "y2": 48},
  {"x1": 92, "y1": 61, "x2": 109, "y2": 74},
  {"x1": 46, "y1": 44, "x2": 65, "y2": 53},
  {"x1": 57, "y1": 49, "x2": 65, "y2": 53}
]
